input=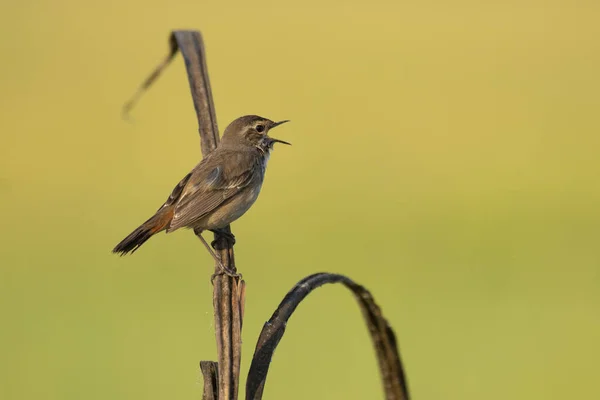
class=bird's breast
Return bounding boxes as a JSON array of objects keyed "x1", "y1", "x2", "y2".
[{"x1": 204, "y1": 184, "x2": 262, "y2": 229}]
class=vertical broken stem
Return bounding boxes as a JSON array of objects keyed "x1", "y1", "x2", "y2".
[
  {"x1": 123, "y1": 29, "x2": 244, "y2": 400},
  {"x1": 172, "y1": 30, "x2": 244, "y2": 400}
]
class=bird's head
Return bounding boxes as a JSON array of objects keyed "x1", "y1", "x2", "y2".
[{"x1": 221, "y1": 115, "x2": 290, "y2": 151}]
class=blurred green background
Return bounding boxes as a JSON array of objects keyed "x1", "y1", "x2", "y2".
[{"x1": 1, "y1": 0, "x2": 599, "y2": 399}]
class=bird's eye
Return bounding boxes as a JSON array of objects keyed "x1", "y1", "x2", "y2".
[{"x1": 255, "y1": 124, "x2": 265, "y2": 133}]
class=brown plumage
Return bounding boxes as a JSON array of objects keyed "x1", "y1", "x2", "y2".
[{"x1": 113, "y1": 115, "x2": 290, "y2": 255}]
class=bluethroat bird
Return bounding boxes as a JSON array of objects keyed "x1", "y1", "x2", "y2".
[{"x1": 112, "y1": 115, "x2": 290, "y2": 276}]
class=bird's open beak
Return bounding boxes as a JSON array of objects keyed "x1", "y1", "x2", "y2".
[
  {"x1": 270, "y1": 120, "x2": 290, "y2": 129},
  {"x1": 268, "y1": 120, "x2": 291, "y2": 145},
  {"x1": 269, "y1": 137, "x2": 291, "y2": 146}
]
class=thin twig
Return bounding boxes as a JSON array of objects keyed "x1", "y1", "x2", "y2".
[
  {"x1": 121, "y1": 35, "x2": 178, "y2": 121},
  {"x1": 246, "y1": 273, "x2": 410, "y2": 400}
]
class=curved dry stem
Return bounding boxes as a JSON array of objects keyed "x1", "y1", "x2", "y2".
[{"x1": 245, "y1": 273, "x2": 410, "y2": 400}]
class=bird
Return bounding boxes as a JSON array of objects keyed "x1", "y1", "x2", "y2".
[{"x1": 112, "y1": 115, "x2": 290, "y2": 276}]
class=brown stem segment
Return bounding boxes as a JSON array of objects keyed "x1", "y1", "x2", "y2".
[
  {"x1": 171, "y1": 31, "x2": 220, "y2": 157},
  {"x1": 200, "y1": 361, "x2": 219, "y2": 400},
  {"x1": 246, "y1": 273, "x2": 410, "y2": 400}
]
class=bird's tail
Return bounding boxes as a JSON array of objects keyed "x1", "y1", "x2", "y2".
[{"x1": 112, "y1": 207, "x2": 174, "y2": 255}]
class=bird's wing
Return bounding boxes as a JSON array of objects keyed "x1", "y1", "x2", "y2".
[
  {"x1": 157, "y1": 171, "x2": 193, "y2": 211},
  {"x1": 167, "y1": 150, "x2": 258, "y2": 232}
]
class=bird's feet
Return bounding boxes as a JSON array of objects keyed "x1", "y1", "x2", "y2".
[
  {"x1": 210, "y1": 229, "x2": 236, "y2": 248},
  {"x1": 195, "y1": 229, "x2": 242, "y2": 282}
]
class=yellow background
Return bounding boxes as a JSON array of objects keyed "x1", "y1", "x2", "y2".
[{"x1": 1, "y1": 1, "x2": 599, "y2": 399}]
